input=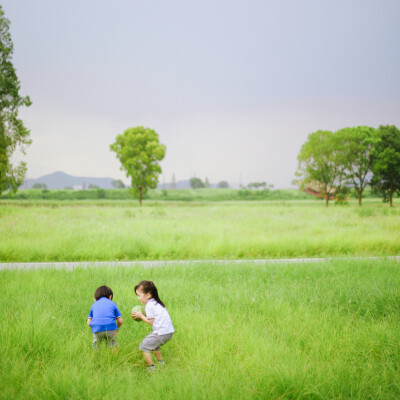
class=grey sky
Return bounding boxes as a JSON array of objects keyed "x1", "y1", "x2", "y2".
[{"x1": 3, "y1": 0, "x2": 400, "y2": 187}]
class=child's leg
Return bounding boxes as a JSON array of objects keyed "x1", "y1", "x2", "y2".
[
  {"x1": 154, "y1": 333, "x2": 173, "y2": 363},
  {"x1": 154, "y1": 350, "x2": 162, "y2": 361},
  {"x1": 104, "y1": 330, "x2": 118, "y2": 355},
  {"x1": 142, "y1": 351, "x2": 154, "y2": 366}
]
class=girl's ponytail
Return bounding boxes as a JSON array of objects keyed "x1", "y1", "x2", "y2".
[{"x1": 135, "y1": 280, "x2": 165, "y2": 308}]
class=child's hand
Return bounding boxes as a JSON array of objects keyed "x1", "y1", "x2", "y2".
[{"x1": 131, "y1": 310, "x2": 143, "y2": 320}]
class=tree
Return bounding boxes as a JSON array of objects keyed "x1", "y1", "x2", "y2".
[
  {"x1": 335, "y1": 126, "x2": 378, "y2": 206},
  {"x1": 204, "y1": 177, "x2": 210, "y2": 188},
  {"x1": 110, "y1": 126, "x2": 166, "y2": 205},
  {"x1": 32, "y1": 182, "x2": 47, "y2": 189},
  {"x1": 370, "y1": 125, "x2": 400, "y2": 207},
  {"x1": 294, "y1": 130, "x2": 344, "y2": 207},
  {"x1": 190, "y1": 177, "x2": 205, "y2": 189},
  {"x1": 247, "y1": 182, "x2": 267, "y2": 190},
  {"x1": 217, "y1": 180, "x2": 229, "y2": 188},
  {"x1": 111, "y1": 179, "x2": 125, "y2": 189},
  {"x1": 0, "y1": 6, "x2": 31, "y2": 195}
]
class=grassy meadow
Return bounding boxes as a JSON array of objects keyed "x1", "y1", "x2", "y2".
[
  {"x1": 0, "y1": 199, "x2": 399, "y2": 262},
  {"x1": 0, "y1": 260, "x2": 399, "y2": 399}
]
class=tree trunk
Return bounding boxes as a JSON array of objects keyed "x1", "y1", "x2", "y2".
[
  {"x1": 389, "y1": 184, "x2": 393, "y2": 207},
  {"x1": 139, "y1": 188, "x2": 143, "y2": 206},
  {"x1": 358, "y1": 189, "x2": 362, "y2": 206},
  {"x1": 325, "y1": 196, "x2": 329, "y2": 207}
]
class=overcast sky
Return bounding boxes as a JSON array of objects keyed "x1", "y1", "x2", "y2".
[{"x1": 3, "y1": 0, "x2": 400, "y2": 187}]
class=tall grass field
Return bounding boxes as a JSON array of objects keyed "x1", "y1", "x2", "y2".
[
  {"x1": 1, "y1": 260, "x2": 399, "y2": 399},
  {"x1": 0, "y1": 200, "x2": 399, "y2": 262}
]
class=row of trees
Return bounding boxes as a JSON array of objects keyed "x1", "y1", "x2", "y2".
[
  {"x1": 31, "y1": 179, "x2": 125, "y2": 190},
  {"x1": 294, "y1": 125, "x2": 400, "y2": 206},
  {"x1": 189, "y1": 177, "x2": 230, "y2": 189},
  {"x1": 240, "y1": 182, "x2": 274, "y2": 190}
]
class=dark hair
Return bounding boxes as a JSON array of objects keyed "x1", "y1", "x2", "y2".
[
  {"x1": 94, "y1": 286, "x2": 113, "y2": 301},
  {"x1": 135, "y1": 280, "x2": 165, "y2": 308}
]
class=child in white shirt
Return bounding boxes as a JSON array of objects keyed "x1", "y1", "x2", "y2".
[{"x1": 131, "y1": 280, "x2": 174, "y2": 371}]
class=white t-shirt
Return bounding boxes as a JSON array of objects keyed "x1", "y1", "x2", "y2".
[{"x1": 145, "y1": 298, "x2": 175, "y2": 335}]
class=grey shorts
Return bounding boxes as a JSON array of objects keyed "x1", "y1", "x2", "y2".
[
  {"x1": 139, "y1": 331, "x2": 174, "y2": 352},
  {"x1": 92, "y1": 330, "x2": 118, "y2": 350}
]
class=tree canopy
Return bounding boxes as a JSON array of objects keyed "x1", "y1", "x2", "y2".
[
  {"x1": 189, "y1": 177, "x2": 205, "y2": 189},
  {"x1": 294, "y1": 130, "x2": 344, "y2": 207},
  {"x1": 0, "y1": 6, "x2": 31, "y2": 195},
  {"x1": 370, "y1": 125, "x2": 400, "y2": 207},
  {"x1": 217, "y1": 180, "x2": 229, "y2": 188},
  {"x1": 294, "y1": 125, "x2": 400, "y2": 206},
  {"x1": 335, "y1": 126, "x2": 378, "y2": 205},
  {"x1": 32, "y1": 182, "x2": 47, "y2": 189},
  {"x1": 110, "y1": 127, "x2": 166, "y2": 205},
  {"x1": 111, "y1": 179, "x2": 125, "y2": 189}
]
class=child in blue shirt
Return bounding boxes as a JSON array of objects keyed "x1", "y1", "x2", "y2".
[{"x1": 87, "y1": 286, "x2": 123, "y2": 352}]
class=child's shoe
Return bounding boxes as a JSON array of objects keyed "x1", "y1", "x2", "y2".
[
  {"x1": 146, "y1": 364, "x2": 156, "y2": 372},
  {"x1": 158, "y1": 360, "x2": 166, "y2": 367}
]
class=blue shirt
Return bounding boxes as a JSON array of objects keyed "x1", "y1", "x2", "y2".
[{"x1": 88, "y1": 297, "x2": 122, "y2": 333}]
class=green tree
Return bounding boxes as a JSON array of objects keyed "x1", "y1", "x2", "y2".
[
  {"x1": 110, "y1": 126, "x2": 166, "y2": 205},
  {"x1": 32, "y1": 182, "x2": 47, "y2": 189},
  {"x1": 247, "y1": 182, "x2": 267, "y2": 190},
  {"x1": 335, "y1": 126, "x2": 378, "y2": 206},
  {"x1": 190, "y1": 177, "x2": 205, "y2": 189},
  {"x1": 294, "y1": 130, "x2": 344, "y2": 207},
  {"x1": 370, "y1": 125, "x2": 400, "y2": 207},
  {"x1": 217, "y1": 180, "x2": 229, "y2": 188},
  {"x1": 0, "y1": 6, "x2": 31, "y2": 195},
  {"x1": 111, "y1": 179, "x2": 125, "y2": 189}
]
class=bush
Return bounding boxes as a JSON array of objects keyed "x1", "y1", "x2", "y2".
[{"x1": 190, "y1": 177, "x2": 205, "y2": 189}]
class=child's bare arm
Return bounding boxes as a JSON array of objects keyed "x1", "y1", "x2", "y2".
[
  {"x1": 116, "y1": 316, "x2": 123, "y2": 328},
  {"x1": 87, "y1": 318, "x2": 92, "y2": 327},
  {"x1": 131, "y1": 310, "x2": 154, "y2": 325},
  {"x1": 140, "y1": 316, "x2": 154, "y2": 326}
]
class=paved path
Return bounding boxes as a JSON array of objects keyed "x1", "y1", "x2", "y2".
[{"x1": 1, "y1": 256, "x2": 399, "y2": 270}]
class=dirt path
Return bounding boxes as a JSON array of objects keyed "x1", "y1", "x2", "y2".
[{"x1": 1, "y1": 256, "x2": 399, "y2": 270}]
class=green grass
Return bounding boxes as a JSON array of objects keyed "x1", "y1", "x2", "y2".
[
  {"x1": 0, "y1": 200, "x2": 399, "y2": 262},
  {"x1": 1, "y1": 186, "x2": 384, "y2": 202},
  {"x1": 1, "y1": 188, "x2": 317, "y2": 202},
  {"x1": 1, "y1": 259, "x2": 399, "y2": 399}
]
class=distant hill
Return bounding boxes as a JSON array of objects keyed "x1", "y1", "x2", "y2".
[
  {"x1": 21, "y1": 171, "x2": 232, "y2": 190},
  {"x1": 21, "y1": 171, "x2": 118, "y2": 189}
]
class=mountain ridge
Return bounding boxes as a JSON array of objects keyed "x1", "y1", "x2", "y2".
[{"x1": 22, "y1": 171, "x2": 117, "y2": 189}]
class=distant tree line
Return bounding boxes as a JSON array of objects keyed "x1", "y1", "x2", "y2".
[
  {"x1": 294, "y1": 125, "x2": 400, "y2": 206},
  {"x1": 32, "y1": 182, "x2": 47, "y2": 189},
  {"x1": 189, "y1": 177, "x2": 230, "y2": 189},
  {"x1": 240, "y1": 182, "x2": 274, "y2": 190}
]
